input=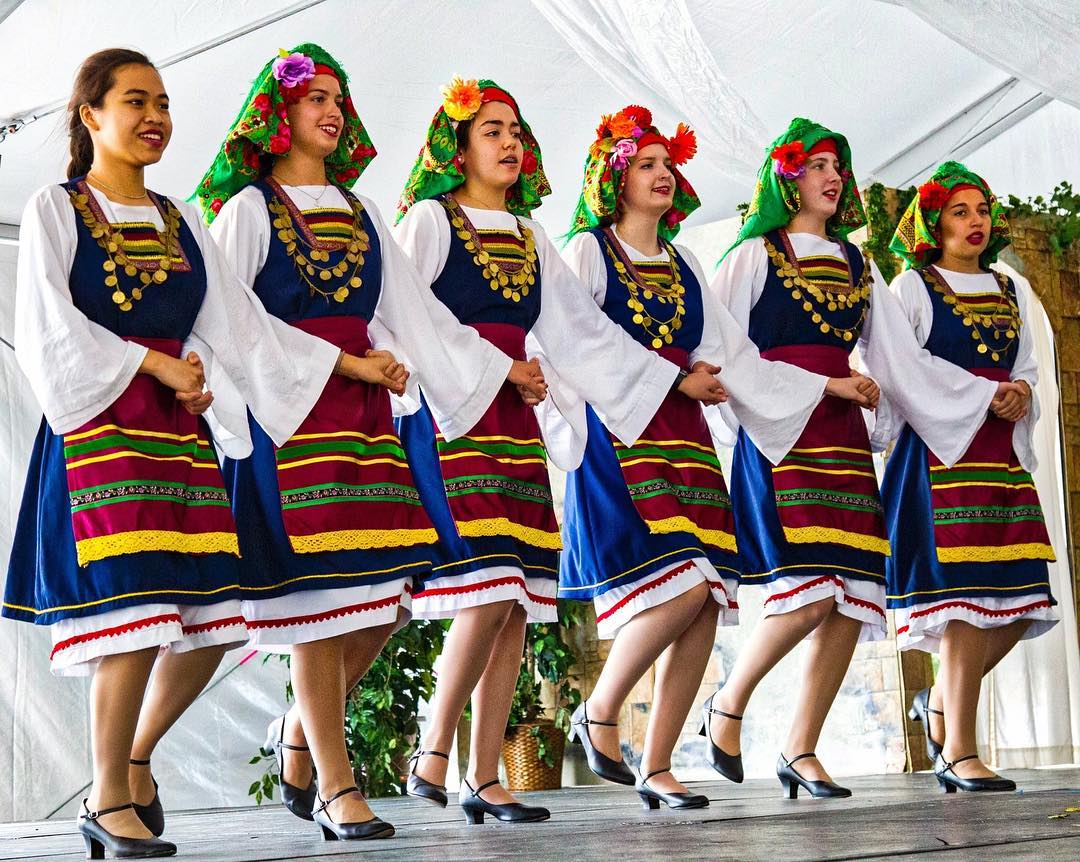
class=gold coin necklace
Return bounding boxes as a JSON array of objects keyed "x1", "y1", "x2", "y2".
[
  {"x1": 764, "y1": 229, "x2": 872, "y2": 342},
  {"x1": 265, "y1": 177, "x2": 369, "y2": 304},
  {"x1": 69, "y1": 181, "x2": 184, "y2": 312},
  {"x1": 925, "y1": 266, "x2": 1020, "y2": 362},
  {"x1": 602, "y1": 227, "x2": 686, "y2": 349},
  {"x1": 441, "y1": 194, "x2": 537, "y2": 303}
]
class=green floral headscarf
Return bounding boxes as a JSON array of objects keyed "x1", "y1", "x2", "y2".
[
  {"x1": 725, "y1": 117, "x2": 866, "y2": 259},
  {"x1": 889, "y1": 160, "x2": 1010, "y2": 270},
  {"x1": 193, "y1": 43, "x2": 377, "y2": 224},
  {"x1": 395, "y1": 77, "x2": 549, "y2": 222},
  {"x1": 567, "y1": 105, "x2": 700, "y2": 243}
]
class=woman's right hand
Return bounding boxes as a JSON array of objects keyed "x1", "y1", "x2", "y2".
[
  {"x1": 338, "y1": 350, "x2": 409, "y2": 395},
  {"x1": 141, "y1": 349, "x2": 206, "y2": 394},
  {"x1": 825, "y1": 372, "x2": 878, "y2": 409},
  {"x1": 677, "y1": 367, "x2": 727, "y2": 405},
  {"x1": 508, "y1": 358, "x2": 548, "y2": 404}
]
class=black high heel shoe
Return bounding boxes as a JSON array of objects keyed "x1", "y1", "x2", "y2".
[
  {"x1": 907, "y1": 687, "x2": 944, "y2": 761},
  {"x1": 77, "y1": 799, "x2": 176, "y2": 859},
  {"x1": 405, "y1": 749, "x2": 449, "y2": 808},
  {"x1": 777, "y1": 752, "x2": 852, "y2": 799},
  {"x1": 698, "y1": 692, "x2": 744, "y2": 783},
  {"x1": 129, "y1": 759, "x2": 165, "y2": 837},
  {"x1": 459, "y1": 778, "x2": 550, "y2": 824},
  {"x1": 262, "y1": 714, "x2": 317, "y2": 821},
  {"x1": 312, "y1": 786, "x2": 395, "y2": 840},
  {"x1": 635, "y1": 768, "x2": 709, "y2": 811},
  {"x1": 568, "y1": 702, "x2": 635, "y2": 785},
  {"x1": 934, "y1": 753, "x2": 1016, "y2": 793}
]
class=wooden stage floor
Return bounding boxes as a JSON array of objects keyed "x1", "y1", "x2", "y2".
[{"x1": 2, "y1": 768, "x2": 1079, "y2": 861}]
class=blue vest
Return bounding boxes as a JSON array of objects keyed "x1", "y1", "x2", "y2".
[
  {"x1": 249, "y1": 180, "x2": 382, "y2": 323},
  {"x1": 590, "y1": 227, "x2": 703, "y2": 351},
  {"x1": 63, "y1": 178, "x2": 205, "y2": 339},
  {"x1": 920, "y1": 269, "x2": 1019, "y2": 371},
  {"x1": 429, "y1": 201, "x2": 542, "y2": 330},
  {"x1": 748, "y1": 229, "x2": 866, "y2": 355}
]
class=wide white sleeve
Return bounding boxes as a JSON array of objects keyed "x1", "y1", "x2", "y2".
[
  {"x1": 13, "y1": 185, "x2": 149, "y2": 434},
  {"x1": 1007, "y1": 274, "x2": 1040, "y2": 472},
  {"x1": 391, "y1": 199, "x2": 451, "y2": 284},
  {"x1": 207, "y1": 187, "x2": 270, "y2": 288},
  {"x1": 363, "y1": 199, "x2": 512, "y2": 441},
  {"x1": 710, "y1": 238, "x2": 767, "y2": 331},
  {"x1": 862, "y1": 262, "x2": 997, "y2": 467},
  {"x1": 687, "y1": 244, "x2": 826, "y2": 460},
  {"x1": 527, "y1": 222, "x2": 680, "y2": 446},
  {"x1": 562, "y1": 232, "x2": 608, "y2": 305},
  {"x1": 179, "y1": 198, "x2": 339, "y2": 455}
]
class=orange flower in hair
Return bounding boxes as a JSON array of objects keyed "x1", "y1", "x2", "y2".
[{"x1": 441, "y1": 76, "x2": 483, "y2": 122}]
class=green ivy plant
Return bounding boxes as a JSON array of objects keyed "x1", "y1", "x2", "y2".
[
  {"x1": 864, "y1": 182, "x2": 917, "y2": 284},
  {"x1": 506, "y1": 600, "x2": 585, "y2": 767},
  {"x1": 247, "y1": 619, "x2": 445, "y2": 802},
  {"x1": 1005, "y1": 182, "x2": 1080, "y2": 258}
]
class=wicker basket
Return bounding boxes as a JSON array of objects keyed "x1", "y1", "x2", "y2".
[{"x1": 501, "y1": 722, "x2": 565, "y2": 792}]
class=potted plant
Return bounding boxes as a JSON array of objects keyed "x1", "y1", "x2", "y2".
[{"x1": 501, "y1": 601, "x2": 584, "y2": 792}]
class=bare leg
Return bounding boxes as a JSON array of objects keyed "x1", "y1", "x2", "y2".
[
  {"x1": 464, "y1": 604, "x2": 528, "y2": 805},
  {"x1": 128, "y1": 645, "x2": 228, "y2": 804},
  {"x1": 281, "y1": 620, "x2": 397, "y2": 790},
  {"x1": 641, "y1": 596, "x2": 720, "y2": 793},
  {"x1": 938, "y1": 620, "x2": 997, "y2": 779},
  {"x1": 707, "y1": 597, "x2": 834, "y2": 757},
  {"x1": 86, "y1": 648, "x2": 158, "y2": 840},
  {"x1": 782, "y1": 607, "x2": 862, "y2": 782},
  {"x1": 412, "y1": 601, "x2": 516, "y2": 789},
  {"x1": 586, "y1": 583, "x2": 713, "y2": 763},
  {"x1": 291, "y1": 634, "x2": 375, "y2": 824},
  {"x1": 927, "y1": 619, "x2": 1032, "y2": 750}
]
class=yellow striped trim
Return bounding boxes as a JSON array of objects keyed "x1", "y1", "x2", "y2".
[
  {"x1": 241, "y1": 561, "x2": 428, "y2": 592},
  {"x1": 438, "y1": 451, "x2": 547, "y2": 467},
  {"x1": 936, "y1": 543, "x2": 1056, "y2": 564},
  {"x1": 75, "y1": 530, "x2": 239, "y2": 567},
  {"x1": 773, "y1": 464, "x2": 876, "y2": 479},
  {"x1": 286, "y1": 430, "x2": 400, "y2": 443},
  {"x1": 887, "y1": 581, "x2": 1052, "y2": 600},
  {"x1": 455, "y1": 518, "x2": 563, "y2": 550},
  {"x1": 615, "y1": 438, "x2": 716, "y2": 454},
  {"x1": 789, "y1": 446, "x2": 870, "y2": 456},
  {"x1": 741, "y1": 562, "x2": 886, "y2": 581},
  {"x1": 644, "y1": 517, "x2": 737, "y2": 552},
  {"x1": 436, "y1": 434, "x2": 543, "y2": 445},
  {"x1": 64, "y1": 424, "x2": 201, "y2": 444},
  {"x1": 619, "y1": 457, "x2": 724, "y2": 475},
  {"x1": 67, "y1": 451, "x2": 219, "y2": 470},
  {"x1": 276, "y1": 455, "x2": 411, "y2": 471},
  {"x1": 431, "y1": 553, "x2": 559, "y2": 575},
  {"x1": 932, "y1": 481, "x2": 1036, "y2": 491},
  {"x1": 288, "y1": 528, "x2": 439, "y2": 554},
  {"x1": 782, "y1": 525, "x2": 891, "y2": 556},
  {"x1": 929, "y1": 462, "x2": 1022, "y2": 472}
]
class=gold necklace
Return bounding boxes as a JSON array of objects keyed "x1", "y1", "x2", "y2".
[
  {"x1": 443, "y1": 195, "x2": 537, "y2": 303},
  {"x1": 69, "y1": 184, "x2": 182, "y2": 312},
  {"x1": 764, "y1": 232, "x2": 872, "y2": 342},
  {"x1": 602, "y1": 227, "x2": 685, "y2": 349},
  {"x1": 924, "y1": 266, "x2": 1019, "y2": 362},
  {"x1": 87, "y1": 173, "x2": 148, "y2": 201},
  {"x1": 266, "y1": 178, "x2": 370, "y2": 304}
]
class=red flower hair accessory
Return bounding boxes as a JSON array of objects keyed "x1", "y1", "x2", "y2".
[
  {"x1": 918, "y1": 180, "x2": 951, "y2": 211},
  {"x1": 771, "y1": 141, "x2": 807, "y2": 179},
  {"x1": 666, "y1": 123, "x2": 697, "y2": 166}
]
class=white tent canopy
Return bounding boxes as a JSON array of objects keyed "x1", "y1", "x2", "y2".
[{"x1": 1, "y1": 0, "x2": 1078, "y2": 823}]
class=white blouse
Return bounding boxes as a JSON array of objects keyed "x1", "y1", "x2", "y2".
[
  {"x1": 393, "y1": 199, "x2": 681, "y2": 469},
  {"x1": 887, "y1": 266, "x2": 1039, "y2": 471},
  {"x1": 563, "y1": 230, "x2": 829, "y2": 465},
  {"x1": 712, "y1": 233, "x2": 999, "y2": 468},
  {"x1": 13, "y1": 184, "x2": 341, "y2": 459},
  {"x1": 210, "y1": 185, "x2": 511, "y2": 442}
]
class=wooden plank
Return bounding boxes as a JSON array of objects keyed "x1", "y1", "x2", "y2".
[{"x1": 2, "y1": 769, "x2": 1078, "y2": 861}]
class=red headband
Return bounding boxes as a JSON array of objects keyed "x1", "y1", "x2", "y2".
[
  {"x1": 635, "y1": 131, "x2": 668, "y2": 152},
  {"x1": 807, "y1": 138, "x2": 838, "y2": 157},
  {"x1": 481, "y1": 86, "x2": 520, "y2": 120},
  {"x1": 944, "y1": 182, "x2": 984, "y2": 205}
]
